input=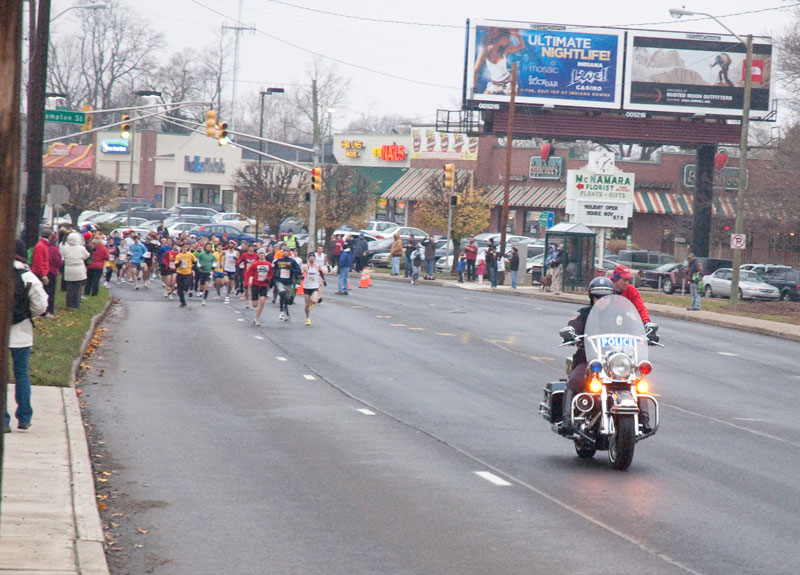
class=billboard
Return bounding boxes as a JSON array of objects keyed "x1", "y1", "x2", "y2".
[
  {"x1": 624, "y1": 31, "x2": 773, "y2": 118},
  {"x1": 409, "y1": 128, "x2": 479, "y2": 160},
  {"x1": 467, "y1": 21, "x2": 625, "y2": 109}
]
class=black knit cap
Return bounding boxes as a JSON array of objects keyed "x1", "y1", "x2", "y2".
[{"x1": 15, "y1": 239, "x2": 27, "y2": 260}]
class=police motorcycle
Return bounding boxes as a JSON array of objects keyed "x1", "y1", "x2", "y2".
[{"x1": 539, "y1": 294, "x2": 662, "y2": 470}]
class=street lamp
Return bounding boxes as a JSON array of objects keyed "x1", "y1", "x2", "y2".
[
  {"x1": 326, "y1": 107, "x2": 335, "y2": 162},
  {"x1": 670, "y1": 7, "x2": 752, "y2": 310},
  {"x1": 256, "y1": 87, "x2": 284, "y2": 237},
  {"x1": 51, "y1": 2, "x2": 108, "y2": 22}
]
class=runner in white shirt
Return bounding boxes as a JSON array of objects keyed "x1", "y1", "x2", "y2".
[
  {"x1": 302, "y1": 253, "x2": 324, "y2": 326},
  {"x1": 315, "y1": 245, "x2": 327, "y2": 273},
  {"x1": 222, "y1": 241, "x2": 239, "y2": 303}
]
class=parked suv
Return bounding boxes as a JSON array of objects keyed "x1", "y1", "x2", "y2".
[
  {"x1": 761, "y1": 268, "x2": 800, "y2": 301},
  {"x1": 740, "y1": 263, "x2": 793, "y2": 277},
  {"x1": 616, "y1": 250, "x2": 676, "y2": 284}
]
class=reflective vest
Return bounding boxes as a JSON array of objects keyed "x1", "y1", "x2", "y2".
[{"x1": 285, "y1": 235, "x2": 297, "y2": 250}]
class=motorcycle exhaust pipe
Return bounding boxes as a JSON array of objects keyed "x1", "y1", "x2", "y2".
[{"x1": 574, "y1": 393, "x2": 594, "y2": 413}]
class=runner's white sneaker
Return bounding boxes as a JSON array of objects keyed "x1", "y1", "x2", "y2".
[
  {"x1": 224, "y1": 296, "x2": 230, "y2": 304},
  {"x1": 279, "y1": 312, "x2": 285, "y2": 321},
  {"x1": 253, "y1": 319, "x2": 261, "y2": 326},
  {"x1": 201, "y1": 300, "x2": 206, "y2": 306}
]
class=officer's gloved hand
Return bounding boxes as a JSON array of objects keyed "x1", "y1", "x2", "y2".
[{"x1": 645, "y1": 322, "x2": 660, "y2": 344}]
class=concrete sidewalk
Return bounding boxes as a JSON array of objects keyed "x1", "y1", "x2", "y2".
[{"x1": 0, "y1": 384, "x2": 108, "y2": 575}]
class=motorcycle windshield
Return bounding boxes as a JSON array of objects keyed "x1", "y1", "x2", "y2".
[{"x1": 584, "y1": 295, "x2": 648, "y2": 364}]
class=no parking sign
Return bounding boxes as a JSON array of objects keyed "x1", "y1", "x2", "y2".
[{"x1": 730, "y1": 233, "x2": 747, "y2": 250}]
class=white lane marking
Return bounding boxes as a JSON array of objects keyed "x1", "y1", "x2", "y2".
[
  {"x1": 357, "y1": 409, "x2": 376, "y2": 415},
  {"x1": 732, "y1": 417, "x2": 766, "y2": 422},
  {"x1": 303, "y1": 374, "x2": 316, "y2": 380},
  {"x1": 718, "y1": 351, "x2": 738, "y2": 357},
  {"x1": 237, "y1": 318, "x2": 245, "y2": 322},
  {"x1": 276, "y1": 357, "x2": 288, "y2": 362},
  {"x1": 667, "y1": 404, "x2": 800, "y2": 447},
  {"x1": 254, "y1": 336, "x2": 264, "y2": 340},
  {"x1": 235, "y1": 311, "x2": 242, "y2": 314},
  {"x1": 475, "y1": 471, "x2": 512, "y2": 486}
]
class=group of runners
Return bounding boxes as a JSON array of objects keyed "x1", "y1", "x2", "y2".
[{"x1": 102, "y1": 229, "x2": 328, "y2": 325}]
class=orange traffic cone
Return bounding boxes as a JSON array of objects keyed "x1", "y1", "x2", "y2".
[
  {"x1": 364, "y1": 267, "x2": 372, "y2": 287},
  {"x1": 359, "y1": 268, "x2": 370, "y2": 288},
  {"x1": 296, "y1": 273, "x2": 305, "y2": 295}
]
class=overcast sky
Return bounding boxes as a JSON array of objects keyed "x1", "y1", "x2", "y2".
[{"x1": 53, "y1": 0, "x2": 796, "y2": 129}]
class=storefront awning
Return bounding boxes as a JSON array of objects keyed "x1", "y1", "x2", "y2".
[
  {"x1": 382, "y1": 168, "x2": 471, "y2": 201},
  {"x1": 488, "y1": 185, "x2": 565, "y2": 208},
  {"x1": 634, "y1": 191, "x2": 735, "y2": 217},
  {"x1": 353, "y1": 166, "x2": 409, "y2": 195}
]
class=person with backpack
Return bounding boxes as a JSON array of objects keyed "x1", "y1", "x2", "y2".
[
  {"x1": 410, "y1": 246, "x2": 424, "y2": 285},
  {"x1": 62, "y1": 231, "x2": 90, "y2": 309},
  {"x1": 6, "y1": 240, "x2": 48, "y2": 433}
]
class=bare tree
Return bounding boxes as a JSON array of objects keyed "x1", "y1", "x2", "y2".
[
  {"x1": 345, "y1": 112, "x2": 415, "y2": 134},
  {"x1": 197, "y1": 31, "x2": 233, "y2": 123},
  {"x1": 314, "y1": 165, "x2": 373, "y2": 245},
  {"x1": 292, "y1": 58, "x2": 350, "y2": 139},
  {"x1": 234, "y1": 162, "x2": 306, "y2": 237},
  {"x1": 48, "y1": 0, "x2": 164, "y2": 123},
  {"x1": 46, "y1": 169, "x2": 117, "y2": 226}
]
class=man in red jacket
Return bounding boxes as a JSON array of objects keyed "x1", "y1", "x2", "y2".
[
  {"x1": 31, "y1": 231, "x2": 50, "y2": 284},
  {"x1": 611, "y1": 265, "x2": 651, "y2": 323},
  {"x1": 45, "y1": 232, "x2": 63, "y2": 316}
]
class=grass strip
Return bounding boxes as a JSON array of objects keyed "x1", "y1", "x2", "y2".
[{"x1": 25, "y1": 287, "x2": 110, "y2": 387}]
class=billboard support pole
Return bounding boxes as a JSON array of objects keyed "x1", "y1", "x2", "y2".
[
  {"x1": 729, "y1": 34, "x2": 752, "y2": 312},
  {"x1": 500, "y1": 62, "x2": 516, "y2": 257},
  {"x1": 462, "y1": 19, "x2": 470, "y2": 108}
]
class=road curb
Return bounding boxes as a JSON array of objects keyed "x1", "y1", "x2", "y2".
[
  {"x1": 65, "y1": 296, "x2": 113, "y2": 575},
  {"x1": 368, "y1": 271, "x2": 800, "y2": 342}
]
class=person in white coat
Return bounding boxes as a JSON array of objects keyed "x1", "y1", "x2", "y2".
[
  {"x1": 61, "y1": 231, "x2": 89, "y2": 309},
  {"x1": 6, "y1": 240, "x2": 48, "y2": 433}
]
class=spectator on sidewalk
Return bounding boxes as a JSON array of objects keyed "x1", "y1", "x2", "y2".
[
  {"x1": 509, "y1": 246, "x2": 520, "y2": 289},
  {"x1": 457, "y1": 253, "x2": 466, "y2": 283},
  {"x1": 45, "y1": 232, "x2": 62, "y2": 316},
  {"x1": 389, "y1": 232, "x2": 403, "y2": 276},
  {"x1": 5, "y1": 240, "x2": 48, "y2": 433},
  {"x1": 85, "y1": 235, "x2": 109, "y2": 297},
  {"x1": 62, "y1": 231, "x2": 90, "y2": 309},
  {"x1": 551, "y1": 243, "x2": 566, "y2": 294},
  {"x1": 31, "y1": 229, "x2": 51, "y2": 286},
  {"x1": 464, "y1": 235, "x2": 478, "y2": 281},
  {"x1": 477, "y1": 258, "x2": 485, "y2": 285},
  {"x1": 422, "y1": 234, "x2": 436, "y2": 280},
  {"x1": 404, "y1": 234, "x2": 418, "y2": 278},
  {"x1": 336, "y1": 247, "x2": 353, "y2": 295},
  {"x1": 332, "y1": 234, "x2": 344, "y2": 271},
  {"x1": 486, "y1": 247, "x2": 498, "y2": 288},
  {"x1": 687, "y1": 254, "x2": 704, "y2": 311}
]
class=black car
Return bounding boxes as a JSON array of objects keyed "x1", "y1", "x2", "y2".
[{"x1": 762, "y1": 268, "x2": 800, "y2": 301}]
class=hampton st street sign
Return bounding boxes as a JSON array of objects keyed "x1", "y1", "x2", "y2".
[{"x1": 44, "y1": 109, "x2": 86, "y2": 124}]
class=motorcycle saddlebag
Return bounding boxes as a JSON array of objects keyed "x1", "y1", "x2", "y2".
[{"x1": 539, "y1": 380, "x2": 566, "y2": 424}]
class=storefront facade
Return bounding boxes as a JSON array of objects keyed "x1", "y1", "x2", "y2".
[{"x1": 93, "y1": 130, "x2": 245, "y2": 211}]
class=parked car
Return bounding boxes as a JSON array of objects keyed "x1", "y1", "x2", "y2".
[
  {"x1": 761, "y1": 268, "x2": 800, "y2": 301},
  {"x1": 166, "y1": 222, "x2": 201, "y2": 236},
  {"x1": 640, "y1": 262, "x2": 684, "y2": 292},
  {"x1": 435, "y1": 247, "x2": 488, "y2": 273},
  {"x1": 163, "y1": 215, "x2": 214, "y2": 227},
  {"x1": 660, "y1": 257, "x2": 733, "y2": 294},
  {"x1": 740, "y1": 263, "x2": 793, "y2": 277},
  {"x1": 191, "y1": 224, "x2": 258, "y2": 243},
  {"x1": 106, "y1": 216, "x2": 149, "y2": 228},
  {"x1": 702, "y1": 268, "x2": 780, "y2": 300},
  {"x1": 393, "y1": 226, "x2": 428, "y2": 241},
  {"x1": 170, "y1": 205, "x2": 220, "y2": 218},
  {"x1": 109, "y1": 226, "x2": 152, "y2": 238},
  {"x1": 129, "y1": 208, "x2": 172, "y2": 221},
  {"x1": 212, "y1": 212, "x2": 257, "y2": 233},
  {"x1": 616, "y1": 249, "x2": 677, "y2": 273},
  {"x1": 360, "y1": 220, "x2": 399, "y2": 238}
]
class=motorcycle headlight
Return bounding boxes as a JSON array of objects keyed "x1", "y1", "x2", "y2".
[{"x1": 606, "y1": 353, "x2": 632, "y2": 379}]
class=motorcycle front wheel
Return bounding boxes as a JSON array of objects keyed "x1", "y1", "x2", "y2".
[
  {"x1": 608, "y1": 415, "x2": 636, "y2": 471},
  {"x1": 575, "y1": 441, "x2": 596, "y2": 459}
]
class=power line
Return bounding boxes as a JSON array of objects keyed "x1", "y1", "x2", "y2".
[
  {"x1": 263, "y1": 0, "x2": 461, "y2": 28},
  {"x1": 190, "y1": 0, "x2": 460, "y2": 91}
]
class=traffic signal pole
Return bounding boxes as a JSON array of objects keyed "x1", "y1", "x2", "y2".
[
  {"x1": 500, "y1": 62, "x2": 517, "y2": 257},
  {"x1": 308, "y1": 79, "x2": 320, "y2": 253}
]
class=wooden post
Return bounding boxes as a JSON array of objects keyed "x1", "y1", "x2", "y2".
[{"x1": 0, "y1": 0, "x2": 24, "y2": 515}]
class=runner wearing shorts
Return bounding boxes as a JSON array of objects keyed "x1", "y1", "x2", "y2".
[
  {"x1": 195, "y1": 242, "x2": 215, "y2": 306},
  {"x1": 302, "y1": 253, "x2": 323, "y2": 325},
  {"x1": 213, "y1": 245, "x2": 225, "y2": 299},
  {"x1": 245, "y1": 249, "x2": 273, "y2": 326},
  {"x1": 222, "y1": 241, "x2": 239, "y2": 303}
]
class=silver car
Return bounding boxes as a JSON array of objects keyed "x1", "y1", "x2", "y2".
[{"x1": 702, "y1": 268, "x2": 780, "y2": 300}]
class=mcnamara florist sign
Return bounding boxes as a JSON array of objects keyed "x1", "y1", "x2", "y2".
[
  {"x1": 567, "y1": 171, "x2": 635, "y2": 202},
  {"x1": 184, "y1": 155, "x2": 226, "y2": 174}
]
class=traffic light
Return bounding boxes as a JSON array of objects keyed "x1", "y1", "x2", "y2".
[
  {"x1": 82, "y1": 105, "x2": 93, "y2": 132},
  {"x1": 120, "y1": 115, "x2": 131, "y2": 139},
  {"x1": 218, "y1": 122, "x2": 229, "y2": 146},
  {"x1": 205, "y1": 110, "x2": 217, "y2": 138},
  {"x1": 444, "y1": 163, "x2": 455, "y2": 189},
  {"x1": 310, "y1": 167, "x2": 322, "y2": 192},
  {"x1": 450, "y1": 194, "x2": 462, "y2": 207}
]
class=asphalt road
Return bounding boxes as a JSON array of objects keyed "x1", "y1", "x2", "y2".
[{"x1": 81, "y1": 277, "x2": 800, "y2": 575}]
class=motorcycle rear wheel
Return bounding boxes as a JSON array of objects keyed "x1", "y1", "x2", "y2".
[
  {"x1": 575, "y1": 441, "x2": 596, "y2": 459},
  {"x1": 608, "y1": 415, "x2": 636, "y2": 471}
]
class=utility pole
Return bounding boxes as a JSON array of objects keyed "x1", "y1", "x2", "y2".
[
  {"x1": 223, "y1": 0, "x2": 253, "y2": 133},
  {"x1": 1, "y1": 0, "x2": 24, "y2": 513},
  {"x1": 500, "y1": 62, "x2": 517, "y2": 256},
  {"x1": 23, "y1": 0, "x2": 52, "y2": 248},
  {"x1": 126, "y1": 117, "x2": 136, "y2": 225},
  {"x1": 308, "y1": 79, "x2": 319, "y2": 253}
]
